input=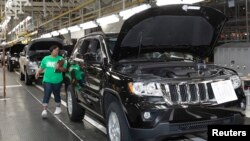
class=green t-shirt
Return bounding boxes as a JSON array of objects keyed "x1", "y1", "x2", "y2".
[{"x1": 40, "y1": 55, "x2": 65, "y2": 84}]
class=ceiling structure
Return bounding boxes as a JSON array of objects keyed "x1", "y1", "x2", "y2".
[
  {"x1": 1, "y1": 0, "x2": 247, "y2": 44},
  {"x1": 0, "y1": 0, "x2": 131, "y2": 40}
]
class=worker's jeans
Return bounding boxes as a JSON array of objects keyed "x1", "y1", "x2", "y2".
[{"x1": 42, "y1": 82, "x2": 62, "y2": 107}]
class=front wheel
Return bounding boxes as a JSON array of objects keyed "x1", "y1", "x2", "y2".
[
  {"x1": 20, "y1": 71, "x2": 25, "y2": 81},
  {"x1": 106, "y1": 102, "x2": 132, "y2": 141},
  {"x1": 25, "y1": 71, "x2": 32, "y2": 85},
  {"x1": 66, "y1": 85, "x2": 85, "y2": 122},
  {"x1": 8, "y1": 64, "x2": 13, "y2": 72}
]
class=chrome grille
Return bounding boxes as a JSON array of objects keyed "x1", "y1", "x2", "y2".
[
  {"x1": 198, "y1": 83, "x2": 206, "y2": 101},
  {"x1": 189, "y1": 84, "x2": 198, "y2": 102},
  {"x1": 207, "y1": 83, "x2": 215, "y2": 99},
  {"x1": 163, "y1": 81, "x2": 217, "y2": 105},
  {"x1": 179, "y1": 85, "x2": 188, "y2": 102},
  {"x1": 169, "y1": 85, "x2": 179, "y2": 103}
]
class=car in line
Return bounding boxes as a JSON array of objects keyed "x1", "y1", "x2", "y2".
[
  {"x1": 64, "y1": 5, "x2": 246, "y2": 141},
  {"x1": 7, "y1": 43, "x2": 26, "y2": 71},
  {"x1": 19, "y1": 38, "x2": 65, "y2": 85}
]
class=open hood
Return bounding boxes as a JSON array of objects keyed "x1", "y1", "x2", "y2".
[
  {"x1": 10, "y1": 44, "x2": 25, "y2": 54},
  {"x1": 112, "y1": 5, "x2": 227, "y2": 61},
  {"x1": 28, "y1": 38, "x2": 64, "y2": 51}
]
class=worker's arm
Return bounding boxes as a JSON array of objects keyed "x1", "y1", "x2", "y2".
[
  {"x1": 35, "y1": 57, "x2": 46, "y2": 79},
  {"x1": 35, "y1": 68, "x2": 44, "y2": 79}
]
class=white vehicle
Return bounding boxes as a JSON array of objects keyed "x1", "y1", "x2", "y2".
[{"x1": 19, "y1": 38, "x2": 65, "y2": 85}]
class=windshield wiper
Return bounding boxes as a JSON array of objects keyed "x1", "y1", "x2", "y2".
[
  {"x1": 119, "y1": 58, "x2": 167, "y2": 63},
  {"x1": 165, "y1": 58, "x2": 194, "y2": 62}
]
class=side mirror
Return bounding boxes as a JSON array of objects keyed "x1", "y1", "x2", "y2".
[{"x1": 20, "y1": 52, "x2": 25, "y2": 56}]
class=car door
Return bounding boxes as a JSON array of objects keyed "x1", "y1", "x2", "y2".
[
  {"x1": 71, "y1": 39, "x2": 87, "y2": 102},
  {"x1": 80, "y1": 37, "x2": 104, "y2": 115}
]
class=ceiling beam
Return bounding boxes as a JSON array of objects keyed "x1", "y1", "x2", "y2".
[
  {"x1": 0, "y1": 1, "x2": 75, "y2": 7},
  {"x1": 51, "y1": 0, "x2": 62, "y2": 9},
  {"x1": 21, "y1": 7, "x2": 69, "y2": 12}
]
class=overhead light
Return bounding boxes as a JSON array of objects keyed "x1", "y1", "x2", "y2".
[
  {"x1": 1, "y1": 41, "x2": 7, "y2": 46},
  {"x1": 41, "y1": 33, "x2": 52, "y2": 38},
  {"x1": 58, "y1": 28, "x2": 69, "y2": 34},
  {"x1": 96, "y1": 14, "x2": 119, "y2": 26},
  {"x1": 26, "y1": 16, "x2": 32, "y2": 21},
  {"x1": 20, "y1": 21, "x2": 24, "y2": 26},
  {"x1": 156, "y1": 0, "x2": 204, "y2": 6},
  {"x1": 80, "y1": 21, "x2": 98, "y2": 29},
  {"x1": 119, "y1": 4, "x2": 151, "y2": 20},
  {"x1": 51, "y1": 31, "x2": 59, "y2": 36},
  {"x1": 67, "y1": 25, "x2": 81, "y2": 33}
]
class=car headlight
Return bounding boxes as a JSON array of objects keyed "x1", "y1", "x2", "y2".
[
  {"x1": 28, "y1": 61, "x2": 37, "y2": 66},
  {"x1": 230, "y1": 75, "x2": 241, "y2": 89},
  {"x1": 128, "y1": 82, "x2": 163, "y2": 96}
]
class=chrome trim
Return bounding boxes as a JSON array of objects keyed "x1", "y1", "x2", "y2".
[
  {"x1": 195, "y1": 83, "x2": 200, "y2": 103},
  {"x1": 176, "y1": 84, "x2": 182, "y2": 104},
  {"x1": 203, "y1": 82, "x2": 209, "y2": 102},
  {"x1": 162, "y1": 79, "x2": 230, "y2": 106},
  {"x1": 163, "y1": 84, "x2": 173, "y2": 105}
]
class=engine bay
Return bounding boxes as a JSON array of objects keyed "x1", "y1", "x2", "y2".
[{"x1": 115, "y1": 61, "x2": 229, "y2": 79}]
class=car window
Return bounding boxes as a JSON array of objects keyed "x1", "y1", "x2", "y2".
[
  {"x1": 84, "y1": 39, "x2": 103, "y2": 63},
  {"x1": 80, "y1": 39, "x2": 91, "y2": 56},
  {"x1": 72, "y1": 39, "x2": 84, "y2": 59},
  {"x1": 105, "y1": 35, "x2": 118, "y2": 55}
]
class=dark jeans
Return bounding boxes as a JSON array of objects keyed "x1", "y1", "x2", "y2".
[{"x1": 42, "y1": 82, "x2": 62, "y2": 107}]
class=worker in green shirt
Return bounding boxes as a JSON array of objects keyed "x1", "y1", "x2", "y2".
[{"x1": 35, "y1": 45, "x2": 67, "y2": 118}]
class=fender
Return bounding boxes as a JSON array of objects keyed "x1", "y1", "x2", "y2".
[
  {"x1": 102, "y1": 88, "x2": 132, "y2": 128},
  {"x1": 102, "y1": 88, "x2": 128, "y2": 115}
]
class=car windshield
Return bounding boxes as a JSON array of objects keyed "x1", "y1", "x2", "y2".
[{"x1": 105, "y1": 34, "x2": 118, "y2": 55}]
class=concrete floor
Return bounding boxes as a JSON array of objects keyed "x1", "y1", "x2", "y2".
[
  {"x1": 0, "y1": 67, "x2": 106, "y2": 141},
  {"x1": 0, "y1": 66, "x2": 250, "y2": 141}
]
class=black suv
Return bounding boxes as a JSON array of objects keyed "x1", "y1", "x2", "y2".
[
  {"x1": 7, "y1": 43, "x2": 26, "y2": 72},
  {"x1": 64, "y1": 5, "x2": 246, "y2": 141}
]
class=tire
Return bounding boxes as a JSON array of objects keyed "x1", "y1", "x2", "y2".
[
  {"x1": 7, "y1": 64, "x2": 10, "y2": 71},
  {"x1": 106, "y1": 102, "x2": 132, "y2": 141},
  {"x1": 25, "y1": 71, "x2": 32, "y2": 85},
  {"x1": 8, "y1": 64, "x2": 13, "y2": 72},
  {"x1": 66, "y1": 85, "x2": 85, "y2": 122},
  {"x1": 20, "y1": 71, "x2": 25, "y2": 81}
]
